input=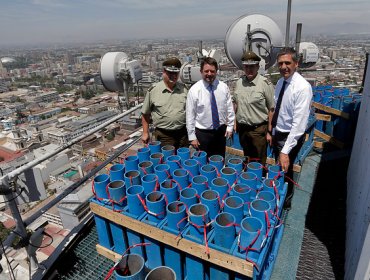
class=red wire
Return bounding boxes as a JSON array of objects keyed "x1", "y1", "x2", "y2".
[{"x1": 104, "y1": 242, "x2": 151, "y2": 280}]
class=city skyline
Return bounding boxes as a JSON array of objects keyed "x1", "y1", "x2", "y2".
[{"x1": 1, "y1": 0, "x2": 370, "y2": 47}]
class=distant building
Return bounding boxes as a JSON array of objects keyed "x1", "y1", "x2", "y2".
[
  {"x1": 1, "y1": 118, "x2": 16, "y2": 131},
  {"x1": 57, "y1": 184, "x2": 92, "y2": 230},
  {"x1": 95, "y1": 133, "x2": 131, "y2": 161},
  {"x1": 47, "y1": 111, "x2": 116, "y2": 145},
  {"x1": 77, "y1": 104, "x2": 108, "y2": 115},
  {"x1": 28, "y1": 107, "x2": 62, "y2": 123},
  {"x1": 0, "y1": 79, "x2": 8, "y2": 92}
]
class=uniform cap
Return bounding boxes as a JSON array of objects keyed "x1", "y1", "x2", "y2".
[
  {"x1": 241, "y1": 51, "x2": 261, "y2": 65},
  {"x1": 163, "y1": 57, "x2": 182, "y2": 72}
]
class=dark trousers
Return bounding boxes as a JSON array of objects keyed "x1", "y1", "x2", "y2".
[
  {"x1": 154, "y1": 127, "x2": 188, "y2": 150},
  {"x1": 237, "y1": 122, "x2": 268, "y2": 164},
  {"x1": 272, "y1": 131, "x2": 305, "y2": 201},
  {"x1": 195, "y1": 125, "x2": 227, "y2": 159}
]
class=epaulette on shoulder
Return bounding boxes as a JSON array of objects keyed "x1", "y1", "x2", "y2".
[
  {"x1": 147, "y1": 84, "x2": 155, "y2": 92},
  {"x1": 263, "y1": 77, "x2": 272, "y2": 85},
  {"x1": 176, "y1": 81, "x2": 190, "y2": 90}
]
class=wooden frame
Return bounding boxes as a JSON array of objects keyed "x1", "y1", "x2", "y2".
[
  {"x1": 314, "y1": 129, "x2": 345, "y2": 149},
  {"x1": 90, "y1": 203, "x2": 254, "y2": 277},
  {"x1": 315, "y1": 113, "x2": 332, "y2": 121},
  {"x1": 312, "y1": 102, "x2": 350, "y2": 119}
]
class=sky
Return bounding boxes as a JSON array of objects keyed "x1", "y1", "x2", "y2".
[{"x1": 0, "y1": 0, "x2": 370, "y2": 46}]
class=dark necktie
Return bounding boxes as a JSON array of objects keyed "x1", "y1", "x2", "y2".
[
  {"x1": 209, "y1": 84, "x2": 220, "y2": 129},
  {"x1": 271, "y1": 80, "x2": 287, "y2": 128}
]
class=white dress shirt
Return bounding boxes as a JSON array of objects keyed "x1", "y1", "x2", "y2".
[
  {"x1": 186, "y1": 79, "x2": 235, "y2": 141},
  {"x1": 273, "y1": 71, "x2": 312, "y2": 154}
]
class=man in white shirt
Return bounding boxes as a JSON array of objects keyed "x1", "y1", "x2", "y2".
[
  {"x1": 186, "y1": 57, "x2": 235, "y2": 158},
  {"x1": 268, "y1": 47, "x2": 312, "y2": 209}
]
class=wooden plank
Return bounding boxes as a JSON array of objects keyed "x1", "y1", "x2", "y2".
[
  {"x1": 266, "y1": 157, "x2": 276, "y2": 165},
  {"x1": 305, "y1": 133, "x2": 309, "y2": 142},
  {"x1": 313, "y1": 141, "x2": 325, "y2": 149},
  {"x1": 313, "y1": 136, "x2": 326, "y2": 149},
  {"x1": 315, "y1": 113, "x2": 332, "y2": 121},
  {"x1": 90, "y1": 203, "x2": 254, "y2": 277},
  {"x1": 312, "y1": 102, "x2": 350, "y2": 119},
  {"x1": 268, "y1": 158, "x2": 302, "y2": 173},
  {"x1": 293, "y1": 164, "x2": 302, "y2": 173},
  {"x1": 96, "y1": 244, "x2": 121, "y2": 261},
  {"x1": 226, "y1": 146, "x2": 244, "y2": 157},
  {"x1": 314, "y1": 129, "x2": 345, "y2": 149}
]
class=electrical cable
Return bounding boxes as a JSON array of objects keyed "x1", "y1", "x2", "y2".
[
  {"x1": 0, "y1": 238, "x2": 16, "y2": 280},
  {"x1": 28, "y1": 232, "x2": 54, "y2": 249},
  {"x1": 0, "y1": 187, "x2": 25, "y2": 204},
  {"x1": 256, "y1": 43, "x2": 271, "y2": 66}
]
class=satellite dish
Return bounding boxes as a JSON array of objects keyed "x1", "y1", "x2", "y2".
[
  {"x1": 100, "y1": 52, "x2": 143, "y2": 110},
  {"x1": 224, "y1": 14, "x2": 283, "y2": 70},
  {"x1": 179, "y1": 49, "x2": 221, "y2": 84},
  {"x1": 298, "y1": 42, "x2": 320, "y2": 68},
  {"x1": 100, "y1": 52, "x2": 143, "y2": 92},
  {"x1": 100, "y1": 52, "x2": 129, "y2": 92},
  {"x1": 180, "y1": 62, "x2": 202, "y2": 84}
]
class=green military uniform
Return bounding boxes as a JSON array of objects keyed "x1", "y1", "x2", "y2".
[
  {"x1": 141, "y1": 80, "x2": 188, "y2": 148},
  {"x1": 234, "y1": 73, "x2": 274, "y2": 163}
]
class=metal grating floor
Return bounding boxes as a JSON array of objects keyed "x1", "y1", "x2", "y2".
[
  {"x1": 296, "y1": 156, "x2": 347, "y2": 280},
  {"x1": 56, "y1": 224, "x2": 114, "y2": 280}
]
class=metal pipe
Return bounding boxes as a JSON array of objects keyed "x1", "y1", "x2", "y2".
[
  {"x1": 123, "y1": 79, "x2": 130, "y2": 110},
  {"x1": 285, "y1": 0, "x2": 292, "y2": 47},
  {"x1": 360, "y1": 53, "x2": 369, "y2": 93},
  {"x1": 247, "y1": 24, "x2": 252, "y2": 51},
  {"x1": 295, "y1": 23, "x2": 302, "y2": 59},
  {"x1": 1, "y1": 103, "x2": 143, "y2": 184},
  {"x1": 2, "y1": 129, "x2": 141, "y2": 250},
  {"x1": 3, "y1": 180, "x2": 28, "y2": 238}
]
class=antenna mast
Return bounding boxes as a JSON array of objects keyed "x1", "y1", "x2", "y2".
[{"x1": 285, "y1": 0, "x2": 292, "y2": 47}]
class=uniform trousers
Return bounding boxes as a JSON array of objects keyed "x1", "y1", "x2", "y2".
[
  {"x1": 237, "y1": 122, "x2": 268, "y2": 164},
  {"x1": 195, "y1": 125, "x2": 227, "y2": 159},
  {"x1": 154, "y1": 127, "x2": 188, "y2": 149}
]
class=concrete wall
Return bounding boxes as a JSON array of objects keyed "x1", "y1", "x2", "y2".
[
  {"x1": 346, "y1": 59, "x2": 370, "y2": 280},
  {"x1": 39, "y1": 153, "x2": 69, "y2": 183},
  {"x1": 17, "y1": 168, "x2": 47, "y2": 203}
]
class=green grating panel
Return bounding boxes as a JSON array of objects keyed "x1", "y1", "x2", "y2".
[{"x1": 56, "y1": 224, "x2": 114, "y2": 280}]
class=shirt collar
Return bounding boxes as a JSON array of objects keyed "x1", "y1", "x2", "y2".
[
  {"x1": 283, "y1": 71, "x2": 297, "y2": 84},
  {"x1": 242, "y1": 74, "x2": 260, "y2": 85},
  {"x1": 203, "y1": 79, "x2": 219, "y2": 89},
  {"x1": 159, "y1": 80, "x2": 180, "y2": 93}
]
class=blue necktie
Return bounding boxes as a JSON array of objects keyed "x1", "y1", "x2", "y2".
[
  {"x1": 209, "y1": 84, "x2": 220, "y2": 129},
  {"x1": 271, "y1": 80, "x2": 287, "y2": 128}
]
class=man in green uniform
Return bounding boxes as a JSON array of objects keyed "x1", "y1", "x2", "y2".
[
  {"x1": 233, "y1": 51, "x2": 275, "y2": 164},
  {"x1": 141, "y1": 57, "x2": 188, "y2": 149}
]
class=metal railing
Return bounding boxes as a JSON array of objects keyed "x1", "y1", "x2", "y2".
[{"x1": 0, "y1": 103, "x2": 143, "y2": 251}]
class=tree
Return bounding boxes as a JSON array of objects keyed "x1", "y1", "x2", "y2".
[{"x1": 105, "y1": 132, "x2": 114, "y2": 141}]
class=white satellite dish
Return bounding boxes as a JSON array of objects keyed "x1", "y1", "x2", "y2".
[
  {"x1": 224, "y1": 14, "x2": 284, "y2": 70},
  {"x1": 179, "y1": 49, "x2": 221, "y2": 84},
  {"x1": 180, "y1": 62, "x2": 203, "y2": 84},
  {"x1": 100, "y1": 52, "x2": 142, "y2": 92},
  {"x1": 100, "y1": 52, "x2": 143, "y2": 109},
  {"x1": 298, "y1": 42, "x2": 320, "y2": 68}
]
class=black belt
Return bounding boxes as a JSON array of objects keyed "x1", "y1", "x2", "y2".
[
  {"x1": 195, "y1": 124, "x2": 226, "y2": 132},
  {"x1": 238, "y1": 121, "x2": 267, "y2": 129},
  {"x1": 274, "y1": 130, "x2": 290, "y2": 137},
  {"x1": 155, "y1": 126, "x2": 186, "y2": 133}
]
